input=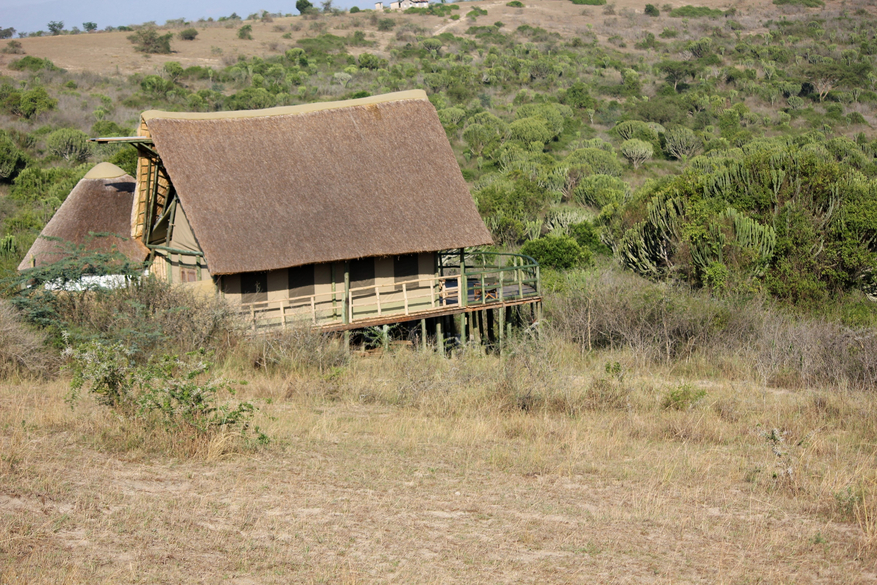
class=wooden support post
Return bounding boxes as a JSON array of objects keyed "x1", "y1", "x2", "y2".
[
  {"x1": 195, "y1": 256, "x2": 202, "y2": 281},
  {"x1": 403, "y1": 283, "x2": 409, "y2": 315},
  {"x1": 498, "y1": 305, "x2": 505, "y2": 353},
  {"x1": 376, "y1": 286, "x2": 382, "y2": 317},
  {"x1": 456, "y1": 312, "x2": 466, "y2": 347},
  {"x1": 486, "y1": 308, "x2": 495, "y2": 350},
  {"x1": 421, "y1": 318, "x2": 427, "y2": 352},
  {"x1": 310, "y1": 296, "x2": 316, "y2": 325},
  {"x1": 436, "y1": 317, "x2": 444, "y2": 356},
  {"x1": 382, "y1": 324, "x2": 389, "y2": 351}
]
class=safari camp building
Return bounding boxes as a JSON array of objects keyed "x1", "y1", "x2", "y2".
[
  {"x1": 33, "y1": 90, "x2": 541, "y2": 339},
  {"x1": 18, "y1": 162, "x2": 148, "y2": 272}
]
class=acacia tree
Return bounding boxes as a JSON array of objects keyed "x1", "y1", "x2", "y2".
[
  {"x1": 806, "y1": 62, "x2": 872, "y2": 102},
  {"x1": 47, "y1": 21, "x2": 64, "y2": 35},
  {"x1": 83, "y1": 22, "x2": 97, "y2": 32}
]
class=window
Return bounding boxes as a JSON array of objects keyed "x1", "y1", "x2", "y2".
[
  {"x1": 241, "y1": 271, "x2": 268, "y2": 303},
  {"x1": 394, "y1": 253, "x2": 421, "y2": 289},
  {"x1": 349, "y1": 258, "x2": 375, "y2": 290},
  {"x1": 288, "y1": 265, "x2": 315, "y2": 300},
  {"x1": 180, "y1": 267, "x2": 197, "y2": 283}
]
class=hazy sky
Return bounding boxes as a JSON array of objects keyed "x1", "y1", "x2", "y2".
[{"x1": 1, "y1": 0, "x2": 364, "y2": 35}]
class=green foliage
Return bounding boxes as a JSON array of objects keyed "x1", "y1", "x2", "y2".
[
  {"x1": 8, "y1": 56, "x2": 58, "y2": 71},
  {"x1": 620, "y1": 139, "x2": 653, "y2": 169},
  {"x1": 574, "y1": 174, "x2": 629, "y2": 208},
  {"x1": 377, "y1": 18, "x2": 396, "y2": 31},
  {"x1": 127, "y1": 28, "x2": 173, "y2": 53},
  {"x1": 506, "y1": 0, "x2": 524, "y2": 6},
  {"x1": 521, "y1": 235, "x2": 591, "y2": 269},
  {"x1": 47, "y1": 21, "x2": 64, "y2": 35},
  {"x1": 179, "y1": 28, "x2": 198, "y2": 40},
  {"x1": 45, "y1": 128, "x2": 90, "y2": 162},
  {"x1": 83, "y1": 22, "x2": 98, "y2": 32},
  {"x1": 349, "y1": 6, "x2": 361, "y2": 13},
  {"x1": 662, "y1": 384, "x2": 706, "y2": 410},
  {"x1": 571, "y1": 0, "x2": 606, "y2": 5},
  {"x1": 68, "y1": 342, "x2": 265, "y2": 441},
  {"x1": 296, "y1": 0, "x2": 314, "y2": 14},
  {"x1": 108, "y1": 147, "x2": 137, "y2": 176},
  {"x1": 663, "y1": 126, "x2": 701, "y2": 160},
  {"x1": 668, "y1": 5, "x2": 725, "y2": 17},
  {"x1": 566, "y1": 148, "x2": 623, "y2": 177},
  {"x1": 237, "y1": 24, "x2": 253, "y2": 40},
  {"x1": 644, "y1": 4, "x2": 660, "y2": 16},
  {"x1": 774, "y1": 0, "x2": 823, "y2": 6},
  {"x1": 0, "y1": 132, "x2": 27, "y2": 182}
]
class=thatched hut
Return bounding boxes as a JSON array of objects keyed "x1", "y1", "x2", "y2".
[
  {"x1": 93, "y1": 90, "x2": 541, "y2": 333},
  {"x1": 18, "y1": 162, "x2": 148, "y2": 271}
]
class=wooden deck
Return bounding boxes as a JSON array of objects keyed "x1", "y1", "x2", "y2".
[{"x1": 238, "y1": 252, "x2": 541, "y2": 333}]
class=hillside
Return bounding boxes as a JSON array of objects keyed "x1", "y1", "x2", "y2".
[{"x1": 3, "y1": 2, "x2": 877, "y2": 581}]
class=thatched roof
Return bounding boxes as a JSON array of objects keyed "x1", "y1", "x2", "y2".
[
  {"x1": 18, "y1": 163, "x2": 149, "y2": 271},
  {"x1": 143, "y1": 90, "x2": 492, "y2": 276}
]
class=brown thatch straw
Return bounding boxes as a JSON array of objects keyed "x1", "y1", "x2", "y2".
[
  {"x1": 144, "y1": 91, "x2": 492, "y2": 275},
  {"x1": 18, "y1": 163, "x2": 149, "y2": 270}
]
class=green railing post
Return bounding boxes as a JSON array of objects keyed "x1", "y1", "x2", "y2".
[
  {"x1": 342, "y1": 261, "x2": 350, "y2": 326},
  {"x1": 459, "y1": 248, "x2": 467, "y2": 309}
]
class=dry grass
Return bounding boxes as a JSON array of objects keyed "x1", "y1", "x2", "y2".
[{"x1": 3, "y1": 339, "x2": 877, "y2": 583}]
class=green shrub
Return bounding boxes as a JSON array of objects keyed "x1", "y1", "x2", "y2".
[
  {"x1": 68, "y1": 342, "x2": 266, "y2": 442},
  {"x1": 377, "y1": 18, "x2": 396, "y2": 31},
  {"x1": 668, "y1": 5, "x2": 724, "y2": 17},
  {"x1": 349, "y1": 5, "x2": 361, "y2": 12},
  {"x1": 573, "y1": 174, "x2": 628, "y2": 208},
  {"x1": 8, "y1": 56, "x2": 57, "y2": 71},
  {"x1": 663, "y1": 384, "x2": 706, "y2": 410},
  {"x1": 128, "y1": 28, "x2": 173, "y2": 53},
  {"x1": 571, "y1": 0, "x2": 607, "y2": 5},
  {"x1": 644, "y1": 4, "x2": 660, "y2": 16},
  {"x1": 506, "y1": 0, "x2": 524, "y2": 6},
  {"x1": 773, "y1": 0, "x2": 823, "y2": 6},
  {"x1": 238, "y1": 24, "x2": 253, "y2": 39},
  {"x1": 0, "y1": 132, "x2": 26, "y2": 182},
  {"x1": 521, "y1": 235, "x2": 591, "y2": 269},
  {"x1": 179, "y1": 27, "x2": 198, "y2": 40}
]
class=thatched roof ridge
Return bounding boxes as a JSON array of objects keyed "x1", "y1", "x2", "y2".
[
  {"x1": 18, "y1": 167, "x2": 149, "y2": 271},
  {"x1": 145, "y1": 91, "x2": 492, "y2": 275}
]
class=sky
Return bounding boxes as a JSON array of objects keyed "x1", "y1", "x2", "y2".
[{"x1": 1, "y1": 0, "x2": 364, "y2": 35}]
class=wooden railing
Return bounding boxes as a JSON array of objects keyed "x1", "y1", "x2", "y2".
[{"x1": 239, "y1": 251, "x2": 541, "y2": 332}]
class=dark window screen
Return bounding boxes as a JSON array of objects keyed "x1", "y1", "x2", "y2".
[
  {"x1": 349, "y1": 258, "x2": 375, "y2": 290},
  {"x1": 288, "y1": 265, "x2": 315, "y2": 299},
  {"x1": 241, "y1": 271, "x2": 268, "y2": 303},
  {"x1": 394, "y1": 254, "x2": 419, "y2": 284}
]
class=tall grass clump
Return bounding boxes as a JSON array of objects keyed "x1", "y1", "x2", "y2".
[
  {"x1": 0, "y1": 299, "x2": 58, "y2": 379},
  {"x1": 547, "y1": 268, "x2": 877, "y2": 390}
]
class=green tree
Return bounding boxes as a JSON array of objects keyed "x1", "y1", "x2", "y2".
[
  {"x1": 237, "y1": 24, "x2": 253, "y2": 40},
  {"x1": 127, "y1": 28, "x2": 173, "y2": 53},
  {"x1": 47, "y1": 21, "x2": 64, "y2": 35},
  {"x1": 296, "y1": 0, "x2": 314, "y2": 13},
  {"x1": 620, "y1": 139, "x2": 653, "y2": 169},
  {"x1": 179, "y1": 28, "x2": 198, "y2": 40},
  {"x1": 0, "y1": 132, "x2": 26, "y2": 182},
  {"x1": 663, "y1": 126, "x2": 701, "y2": 160},
  {"x1": 645, "y1": 4, "x2": 660, "y2": 16},
  {"x1": 46, "y1": 128, "x2": 90, "y2": 162},
  {"x1": 83, "y1": 22, "x2": 97, "y2": 32}
]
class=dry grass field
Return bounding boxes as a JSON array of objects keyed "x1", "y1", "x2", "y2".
[{"x1": 3, "y1": 342, "x2": 877, "y2": 583}]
